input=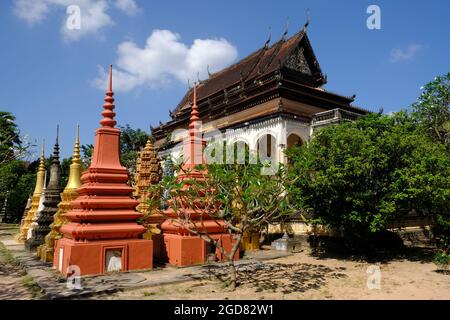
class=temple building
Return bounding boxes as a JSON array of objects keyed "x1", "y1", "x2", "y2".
[
  {"x1": 151, "y1": 23, "x2": 368, "y2": 163},
  {"x1": 133, "y1": 139, "x2": 164, "y2": 259},
  {"x1": 18, "y1": 144, "x2": 46, "y2": 242},
  {"x1": 39, "y1": 126, "x2": 82, "y2": 262},
  {"x1": 54, "y1": 65, "x2": 152, "y2": 276}
]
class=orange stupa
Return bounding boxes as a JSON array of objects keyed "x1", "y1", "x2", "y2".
[
  {"x1": 160, "y1": 82, "x2": 238, "y2": 266},
  {"x1": 54, "y1": 65, "x2": 153, "y2": 276}
]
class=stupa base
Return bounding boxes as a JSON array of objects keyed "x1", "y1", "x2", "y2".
[
  {"x1": 162, "y1": 233, "x2": 238, "y2": 267},
  {"x1": 54, "y1": 238, "x2": 153, "y2": 276}
]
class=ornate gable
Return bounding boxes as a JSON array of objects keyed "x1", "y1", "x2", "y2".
[{"x1": 285, "y1": 46, "x2": 312, "y2": 75}]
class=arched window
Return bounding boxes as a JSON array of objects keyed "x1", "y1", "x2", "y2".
[
  {"x1": 287, "y1": 133, "x2": 303, "y2": 148},
  {"x1": 256, "y1": 134, "x2": 276, "y2": 162}
]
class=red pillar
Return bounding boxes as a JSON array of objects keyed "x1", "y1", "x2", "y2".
[{"x1": 54, "y1": 65, "x2": 152, "y2": 276}]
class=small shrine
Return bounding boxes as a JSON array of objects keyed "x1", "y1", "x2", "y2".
[
  {"x1": 54, "y1": 65, "x2": 153, "y2": 276},
  {"x1": 160, "y1": 83, "x2": 238, "y2": 266},
  {"x1": 133, "y1": 139, "x2": 163, "y2": 259},
  {"x1": 39, "y1": 126, "x2": 82, "y2": 262}
]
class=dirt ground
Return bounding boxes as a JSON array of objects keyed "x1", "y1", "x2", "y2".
[
  {"x1": 107, "y1": 248, "x2": 450, "y2": 300},
  {"x1": 0, "y1": 244, "x2": 35, "y2": 300}
]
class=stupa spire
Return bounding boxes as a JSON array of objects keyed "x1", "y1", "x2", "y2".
[
  {"x1": 55, "y1": 64, "x2": 153, "y2": 276},
  {"x1": 100, "y1": 64, "x2": 116, "y2": 128},
  {"x1": 52, "y1": 125, "x2": 60, "y2": 163},
  {"x1": 189, "y1": 82, "x2": 200, "y2": 136},
  {"x1": 184, "y1": 82, "x2": 205, "y2": 169}
]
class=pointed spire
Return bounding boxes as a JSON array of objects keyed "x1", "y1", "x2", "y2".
[
  {"x1": 72, "y1": 124, "x2": 81, "y2": 164},
  {"x1": 38, "y1": 140, "x2": 45, "y2": 172},
  {"x1": 65, "y1": 125, "x2": 82, "y2": 190},
  {"x1": 100, "y1": 64, "x2": 117, "y2": 128},
  {"x1": 52, "y1": 125, "x2": 60, "y2": 164},
  {"x1": 189, "y1": 82, "x2": 200, "y2": 137}
]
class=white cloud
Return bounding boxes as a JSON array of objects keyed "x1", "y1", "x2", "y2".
[
  {"x1": 12, "y1": 0, "x2": 50, "y2": 24},
  {"x1": 389, "y1": 44, "x2": 422, "y2": 63},
  {"x1": 114, "y1": 0, "x2": 138, "y2": 15},
  {"x1": 92, "y1": 29, "x2": 238, "y2": 92},
  {"x1": 12, "y1": 0, "x2": 139, "y2": 41}
]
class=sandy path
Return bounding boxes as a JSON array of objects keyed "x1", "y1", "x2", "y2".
[{"x1": 109, "y1": 249, "x2": 450, "y2": 300}]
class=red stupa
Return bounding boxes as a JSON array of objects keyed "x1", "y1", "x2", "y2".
[
  {"x1": 161, "y1": 82, "x2": 238, "y2": 266},
  {"x1": 54, "y1": 65, "x2": 153, "y2": 276}
]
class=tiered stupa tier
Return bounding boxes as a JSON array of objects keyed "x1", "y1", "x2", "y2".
[
  {"x1": 160, "y1": 83, "x2": 238, "y2": 266},
  {"x1": 39, "y1": 126, "x2": 82, "y2": 262},
  {"x1": 54, "y1": 65, "x2": 153, "y2": 276},
  {"x1": 133, "y1": 139, "x2": 163, "y2": 259},
  {"x1": 18, "y1": 143, "x2": 46, "y2": 242}
]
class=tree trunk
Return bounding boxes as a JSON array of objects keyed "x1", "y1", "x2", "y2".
[
  {"x1": 229, "y1": 260, "x2": 237, "y2": 291},
  {"x1": 227, "y1": 232, "x2": 242, "y2": 291}
]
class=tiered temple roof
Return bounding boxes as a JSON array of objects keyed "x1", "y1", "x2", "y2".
[{"x1": 152, "y1": 24, "x2": 368, "y2": 146}]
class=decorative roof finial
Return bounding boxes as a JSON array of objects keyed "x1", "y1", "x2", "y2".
[
  {"x1": 100, "y1": 64, "x2": 116, "y2": 128},
  {"x1": 187, "y1": 78, "x2": 191, "y2": 90},
  {"x1": 282, "y1": 18, "x2": 289, "y2": 40},
  {"x1": 207, "y1": 64, "x2": 212, "y2": 77},
  {"x1": 303, "y1": 9, "x2": 310, "y2": 31},
  {"x1": 197, "y1": 71, "x2": 200, "y2": 83},
  {"x1": 264, "y1": 27, "x2": 272, "y2": 49}
]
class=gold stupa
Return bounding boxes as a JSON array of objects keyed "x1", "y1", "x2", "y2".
[{"x1": 17, "y1": 142, "x2": 46, "y2": 242}]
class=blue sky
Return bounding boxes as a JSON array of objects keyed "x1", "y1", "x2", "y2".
[{"x1": 1, "y1": 0, "x2": 449, "y2": 159}]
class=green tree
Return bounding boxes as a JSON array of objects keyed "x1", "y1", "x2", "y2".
[
  {"x1": 7, "y1": 172, "x2": 35, "y2": 222},
  {"x1": 148, "y1": 151, "x2": 299, "y2": 290},
  {"x1": 0, "y1": 160, "x2": 28, "y2": 222},
  {"x1": 286, "y1": 113, "x2": 450, "y2": 248},
  {"x1": 412, "y1": 73, "x2": 450, "y2": 145},
  {"x1": 119, "y1": 124, "x2": 149, "y2": 176},
  {"x1": 0, "y1": 111, "x2": 34, "y2": 165},
  {"x1": 80, "y1": 144, "x2": 93, "y2": 168}
]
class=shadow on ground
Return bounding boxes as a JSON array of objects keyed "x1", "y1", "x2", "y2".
[
  {"x1": 203, "y1": 262, "x2": 347, "y2": 294},
  {"x1": 307, "y1": 234, "x2": 436, "y2": 264}
]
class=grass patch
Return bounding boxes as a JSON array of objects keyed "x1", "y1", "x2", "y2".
[
  {"x1": 143, "y1": 291, "x2": 156, "y2": 297},
  {"x1": 20, "y1": 275, "x2": 44, "y2": 299},
  {"x1": 0, "y1": 242, "x2": 16, "y2": 265}
]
